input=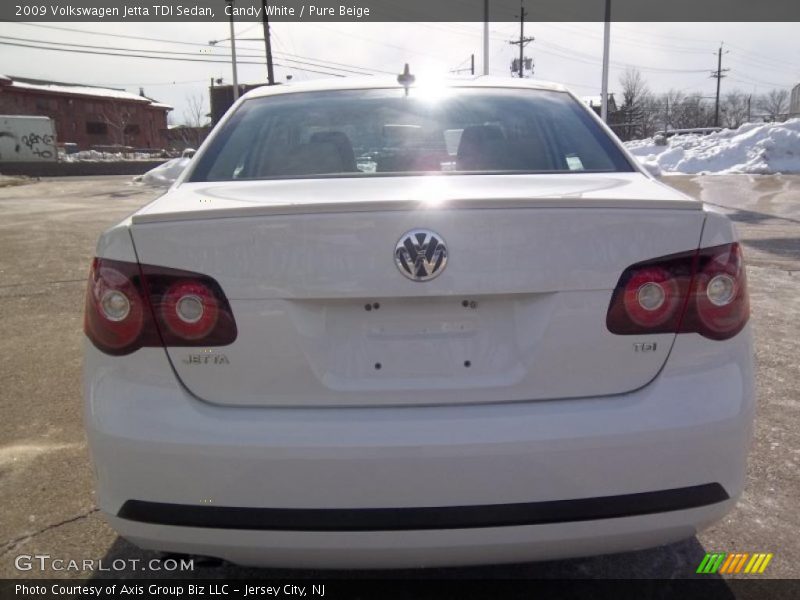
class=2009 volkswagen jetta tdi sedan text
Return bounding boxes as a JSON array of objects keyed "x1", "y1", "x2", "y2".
[{"x1": 84, "y1": 76, "x2": 754, "y2": 568}]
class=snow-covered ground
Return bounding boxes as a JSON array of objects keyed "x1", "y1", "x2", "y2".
[{"x1": 625, "y1": 118, "x2": 800, "y2": 175}]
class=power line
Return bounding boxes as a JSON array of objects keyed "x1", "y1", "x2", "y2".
[
  {"x1": 305, "y1": 23, "x2": 449, "y2": 62},
  {"x1": 534, "y1": 41, "x2": 709, "y2": 74},
  {"x1": 95, "y1": 79, "x2": 209, "y2": 87},
  {"x1": 0, "y1": 34, "x2": 375, "y2": 77},
  {"x1": 9, "y1": 22, "x2": 389, "y2": 76},
  {"x1": 13, "y1": 21, "x2": 221, "y2": 48},
  {"x1": 9, "y1": 21, "x2": 797, "y2": 93},
  {"x1": 724, "y1": 51, "x2": 800, "y2": 75},
  {"x1": 0, "y1": 40, "x2": 349, "y2": 78},
  {"x1": 545, "y1": 23, "x2": 711, "y2": 55},
  {"x1": 729, "y1": 74, "x2": 796, "y2": 89},
  {"x1": 218, "y1": 39, "x2": 395, "y2": 74}
]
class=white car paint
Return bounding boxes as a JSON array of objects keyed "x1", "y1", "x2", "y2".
[{"x1": 84, "y1": 77, "x2": 755, "y2": 568}]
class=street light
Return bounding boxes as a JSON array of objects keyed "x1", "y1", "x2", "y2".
[
  {"x1": 483, "y1": 0, "x2": 489, "y2": 75},
  {"x1": 601, "y1": 0, "x2": 611, "y2": 122},
  {"x1": 226, "y1": 0, "x2": 239, "y2": 100}
]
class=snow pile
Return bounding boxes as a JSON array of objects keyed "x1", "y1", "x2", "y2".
[
  {"x1": 625, "y1": 118, "x2": 800, "y2": 175},
  {"x1": 135, "y1": 156, "x2": 192, "y2": 187},
  {"x1": 61, "y1": 150, "x2": 162, "y2": 162}
]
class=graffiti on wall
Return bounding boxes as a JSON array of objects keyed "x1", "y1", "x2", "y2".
[{"x1": 0, "y1": 119, "x2": 57, "y2": 162}]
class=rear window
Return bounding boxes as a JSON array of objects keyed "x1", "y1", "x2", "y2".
[{"x1": 190, "y1": 87, "x2": 634, "y2": 182}]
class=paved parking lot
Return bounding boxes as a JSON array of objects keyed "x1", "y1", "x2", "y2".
[{"x1": 0, "y1": 175, "x2": 798, "y2": 582}]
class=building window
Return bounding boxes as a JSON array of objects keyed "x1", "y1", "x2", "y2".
[
  {"x1": 124, "y1": 124, "x2": 141, "y2": 135},
  {"x1": 86, "y1": 122, "x2": 108, "y2": 135}
]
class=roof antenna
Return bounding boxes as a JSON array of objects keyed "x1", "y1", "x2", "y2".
[{"x1": 397, "y1": 63, "x2": 415, "y2": 96}]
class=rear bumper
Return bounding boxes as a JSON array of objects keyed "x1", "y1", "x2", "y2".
[
  {"x1": 107, "y1": 501, "x2": 735, "y2": 569},
  {"x1": 84, "y1": 327, "x2": 755, "y2": 568},
  {"x1": 117, "y1": 484, "x2": 728, "y2": 531}
]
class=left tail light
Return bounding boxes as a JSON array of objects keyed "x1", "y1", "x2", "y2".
[
  {"x1": 84, "y1": 258, "x2": 237, "y2": 356},
  {"x1": 606, "y1": 242, "x2": 749, "y2": 341}
]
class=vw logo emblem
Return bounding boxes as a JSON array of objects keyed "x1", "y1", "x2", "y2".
[{"x1": 394, "y1": 229, "x2": 448, "y2": 281}]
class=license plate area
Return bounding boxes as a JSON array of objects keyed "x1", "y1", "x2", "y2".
[{"x1": 292, "y1": 296, "x2": 531, "y2": 390}]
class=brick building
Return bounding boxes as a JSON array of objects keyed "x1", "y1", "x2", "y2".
[{"x1": 0, "y1": 75, "x2": 172, "y2": 150}]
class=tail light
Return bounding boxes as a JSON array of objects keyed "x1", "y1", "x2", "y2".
[
  {"x1": 84, "y1": 258, "x2": 237, "y2": 356},
  {"x1": 607, "y1": 243, "x2": 748, "y2": 341},
  {"x1": 161, "y1": 280, "x2": 220, "y2": 340}
]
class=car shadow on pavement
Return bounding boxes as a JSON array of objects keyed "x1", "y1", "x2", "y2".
[
  {"x1": 713, "y1": 205, "x2": 800, "y2": 226},
  {"x1": 742, "y1": 237, "x2": 800, "y2": 261},
  {"x1": 92, "y1": 534, "x2": 733, "y2": 593}
]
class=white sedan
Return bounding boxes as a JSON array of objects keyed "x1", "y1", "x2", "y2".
[{"x1": 84, "y1": 76, "x2": 754, "y2": 568}]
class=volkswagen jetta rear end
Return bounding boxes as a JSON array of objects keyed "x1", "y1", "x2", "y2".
[{"x1": 84, "y1": 78, "x2": 754, "y2": 568}]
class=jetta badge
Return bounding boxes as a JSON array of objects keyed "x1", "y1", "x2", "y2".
[{"x1": 394, "y1": 229, "x2": 448, "y2": 281}]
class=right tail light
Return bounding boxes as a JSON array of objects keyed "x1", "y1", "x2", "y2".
[
  {"x1": 607, "y1": 243, "x2": 749, "y2": 341},
  {"x1": 85, "y1": 258, "x2": 237, "y2": 356}
]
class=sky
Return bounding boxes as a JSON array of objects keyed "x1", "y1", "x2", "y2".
[{"x1": 1, "y1": 21, "x2": 798, "y2": 123}]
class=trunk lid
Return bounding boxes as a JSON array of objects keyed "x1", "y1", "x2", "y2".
[{"x1": 130, "y1": 174, "x2": 703, "y2": 407}]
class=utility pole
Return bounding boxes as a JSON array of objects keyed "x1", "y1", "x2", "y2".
[
  {"x1": 261, "y1": 0, "x2": 274, "y2": 85},
  {"x1": 450, "y1": 55, "x2": 477, "y2": 76},
  {"x1": 226, "y1": 0, "x2": 239, "y2": 100},
  {"x1": 509, "y1": 1, "x2": 534, "y2": 78},
  {"x1": 711, "y1": 43, "x2": 729, "y2": 127},
  {"x1": 483, "y1": 0, "x2": 489, "y2": 75},
  {"x1": 600, "y1": 0, "x2": 611, "y2": 122}
]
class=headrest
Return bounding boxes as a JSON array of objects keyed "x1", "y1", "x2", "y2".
[
  {"x1": 268, "y1": 142, "x2": 347, "y2": 176},
  {"x1": 309, "y1": 131, "x2": 357, "y2": 172}
]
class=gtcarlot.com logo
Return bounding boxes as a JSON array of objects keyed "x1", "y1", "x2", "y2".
[
  {"x1": 14, "y1": 554, "x2": 194, "y2": 572},
  {"x1": 697, "y1": 552, "x2": 773, "y2": 574}
]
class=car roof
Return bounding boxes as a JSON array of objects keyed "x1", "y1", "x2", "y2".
[{"x1": 240, "y1": 75, "x2": 570, "y2": 101}]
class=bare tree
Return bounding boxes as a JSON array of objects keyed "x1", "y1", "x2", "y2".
[
  {"x1": 636, "y1": 92, "x2": 660, "y2": 138},
  {"x1": 611, "y1": 69, "x2": 651, "y2": 140},
  {"x1": 658, "y1": 90, "x2": 684, "y2": 130},
  {"x1": 757, "y1": 89, "x2": 789, "y2": 122},
  {"x1": 101, "y1": 102, "x2": 135, "y2": 147},
  {"x1": 619, "y1": 68, "x2": 649, "y2": 109},
  {"x1": 721, "y1": 91, "x2": 749, "y2": 129},
  {"x1": 182, "y1": 93, "x2": 209, "y2": 128},
  {"x1": 680, "y1": 93, "x2": 714, "y2": 129},
  {"x1": 172, "y1": 93, "x2": 210, "y2": 150}
]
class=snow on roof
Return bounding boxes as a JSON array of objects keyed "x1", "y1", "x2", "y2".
[{"x1": 4, "y1": 76, "x2": 172, "y2": 109}]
